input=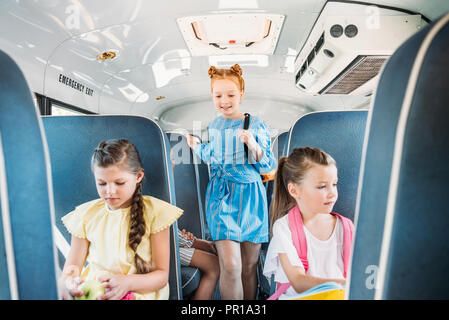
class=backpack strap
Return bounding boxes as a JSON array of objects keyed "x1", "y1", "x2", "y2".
[
  {"x1": 288, "y1": 206, "x2": 309, "y2": 271},
  {"x1": 243, "y1": 113, "x2": 250, "y2": 159},
  {"x1": 330, "y1": 213, "x2": 354, "y2": 278},
  {"x1": 242, "y1": 113, "x2": 275, "y2": 182},
  {"x1": 267, "y1": 282, "x2": 291, "y2": 301},
  {"x1": 268, "y1": 206, "x2": 307, "y2": 300}
]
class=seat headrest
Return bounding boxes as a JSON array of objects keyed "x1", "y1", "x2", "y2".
[{"x1": 287, "y1": 110, "x2": 368, "y2": 220}]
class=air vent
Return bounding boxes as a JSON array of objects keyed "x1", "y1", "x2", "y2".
[
  {"x1": 320, "y1": 56, "x2": 388, "y2": 94},
  {"x1": 295, "y1": 32, "x2": 325, "y2": 84},
  {"x1": 293, "y1": 1, "x2": 425, "y2": 95}
]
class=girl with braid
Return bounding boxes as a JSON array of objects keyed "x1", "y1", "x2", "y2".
[
  {"x1": 59, "y1": 139, "x2": 183, "y2": 300},
  {"x1": 186, "y1": 64, "x2": 277, "y2": 299}
]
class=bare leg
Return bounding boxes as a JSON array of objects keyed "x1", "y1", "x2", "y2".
[
  {"x1": 240, "y1": 241, "x2": 261, "y2": 300},
  {"x1": 215, "y1": 240, "x2": 243, "y2": 300},
  {"x1": 189, "y1": 249, "x2": 220, "y2": 300}
]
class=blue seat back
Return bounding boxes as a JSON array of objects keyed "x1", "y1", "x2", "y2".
[
  {"x1": 276, "y1": 131, "x2": 289, "y2": 159},
  {"x1": 0, "y1": 50, "x2": 59, "y2": 299},
  {"x1": 265, "y1": 131, "x2": 289, "y2": 221},
  {"x1": 347, "y1": 21, "x2": 430, "y2": 301},
  {"x1": 265, "y1": 111, "x2": 367, "y2": 298},
  {"x1": 349, "y1": 13, "x2": 449, "y2": 299},
  {"x1": 42, "y1": 115, "x2": 182, "y2": 300},
  {"x1": 272, "y1": 131, "x2": 289, "y2": 160},
  {"x1": 286, "y1": 111, "x2": 368, "y2": 221},
  {"x1": 168, "y1": 132, "x2": 210, "y2": 298},
  {"x1": 168, "y1": 133, "x2": 206, "y2": 239},
  {"x1": 196, "y1": 154, "x2": 210, "y2": 239}
]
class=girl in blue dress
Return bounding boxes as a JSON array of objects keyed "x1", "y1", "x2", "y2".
[{"x1": 186, "y1": 64, "x2": 277, "y2": 299}]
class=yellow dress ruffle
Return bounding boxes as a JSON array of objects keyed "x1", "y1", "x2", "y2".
[{"x1": 61, "y1": 195, "x2": 183, "y2": 300}]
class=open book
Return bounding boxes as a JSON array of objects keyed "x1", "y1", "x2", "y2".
[{"x1": 281, "y1": 281, "x2": 345, "y2": 300}]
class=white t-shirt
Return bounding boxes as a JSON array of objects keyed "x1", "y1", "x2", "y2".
[{"x1": 263, "y1": 214, "x2": 345, "y2": 299}]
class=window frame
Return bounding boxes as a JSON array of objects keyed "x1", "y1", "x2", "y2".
[{"x1": 34, "y1": 93, "x2": 96, "y2": 116}]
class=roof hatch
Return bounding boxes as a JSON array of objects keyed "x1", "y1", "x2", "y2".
[{"x1": 177, "y1": 13, "x2": 284, "y2": 56}]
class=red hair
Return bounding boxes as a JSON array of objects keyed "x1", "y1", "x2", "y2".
[{"x1": 208, "y1": 64, "x2": 245, "y2": 93}]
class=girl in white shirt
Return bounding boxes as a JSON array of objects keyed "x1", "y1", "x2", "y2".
[{"x1": 263, "y1": 147, "x2": 354, "y2": 300}]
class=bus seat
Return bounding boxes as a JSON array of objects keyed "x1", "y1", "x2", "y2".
[
  {"x1": 286, "y1": 110, "x2": 368, "y2": 221},
  {"x1": 168, "y1": 132, "x2": 207, "y2": 299},
  {"x1": 349, "y1": 12, "x2": 449, "y2": 299},
  {"x1": 262, "y1": 111, "x2": 368, "y2": 298},
  {"x1": 42, "y1": 115, "x2": 183, "y2": 300},
  {"x1": 0, "y1": 50, "x2": 59, "y2": 299},
  {"x1": 266, "y1": 131, "x2": 289, "y2": 212},
  {"x1": 196, "y1": 153, "x2": 210, "y2": 240},
  {"x1": 272, "y1": 131, "x2": 289, "y2": 160}
]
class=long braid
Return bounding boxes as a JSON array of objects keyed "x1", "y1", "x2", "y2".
[{"x1": 128, "y1": 182, "x2": 152, "y2": 274}]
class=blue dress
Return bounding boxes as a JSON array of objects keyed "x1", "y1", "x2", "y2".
[{"x1": 194, "y1": 115, "x2": 277, "y2": 243}]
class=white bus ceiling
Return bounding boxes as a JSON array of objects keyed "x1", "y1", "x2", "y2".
[{"x1": 1, "y1": 0, "x2": 448, "y2": 136}]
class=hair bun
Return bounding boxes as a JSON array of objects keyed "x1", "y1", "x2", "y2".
[
  {"x1": 208, "y1": 66, "x2": 217, "y2": 78},
  {"x1": 229, "y1": 64, "x2": 242, "y2": 76},
  {"x1": 95, "y1": 141, "x2": 107, "y2": 151}
]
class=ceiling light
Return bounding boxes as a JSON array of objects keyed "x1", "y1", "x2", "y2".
[{"x1": 96, "y1": 51, "x2": 117, "y2": 61}]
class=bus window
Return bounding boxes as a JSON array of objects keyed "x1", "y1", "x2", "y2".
[{"x1": 51, "y1": 103, "x2": 84, "y2": 115}]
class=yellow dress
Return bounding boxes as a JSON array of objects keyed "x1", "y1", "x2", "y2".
[{"x1": 61, "y1": 195, "x2": 183, "y2": 300}]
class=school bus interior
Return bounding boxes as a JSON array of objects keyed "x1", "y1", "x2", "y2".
[{"x1": 1, "y1": 0, "x2": 449, "y2": 300}]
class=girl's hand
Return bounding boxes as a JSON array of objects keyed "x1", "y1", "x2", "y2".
[
  {"x1": 182, "y1": 229, "x2": 196, "y2": 241},
  {"x1": 61, "y1": 276, "x2": 85, "y2": 300},
  {"x1": 238, "y1": 130, "x2": 261, "y2": 154},
  {"x1": 237, "y1": 129, "x2": 257, "y2": 147},
  {"x1": 185, "y1": 134, "x2": 198, "y2": 149},
  {"x1": 98, "y1": 274, "x2": 131, "y2": 300},
  {"x1": 238, "y1": 129, "x2": 262, "y2": 161},
  {"x1": 336, "y1": 279, "x2": 346, "y2": 286}
]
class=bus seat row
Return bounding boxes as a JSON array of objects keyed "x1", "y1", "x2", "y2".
[
  {"x1": 262, "y1": 110, "x2": 368, "y2": 298},
  {"x1": 349, "y1": 12, "x2": 449, "y2": 299},
  {"x1": 41, "y1": 115, "x2": 183, "y2": 300},
  {"x1": 0, "y1": 50, "x2": 59, "y2": 299},
  {"x1": 262, "y1": 11, "x2": 449, "y2": 299}
]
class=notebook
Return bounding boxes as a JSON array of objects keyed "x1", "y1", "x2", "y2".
[{"x1": 281, "y1": 281, "x2": 345, "y2": 300}]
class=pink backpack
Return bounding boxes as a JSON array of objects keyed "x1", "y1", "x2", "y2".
[{"x1": 267, "y1": 205, "x2": 354, "y2": 300}]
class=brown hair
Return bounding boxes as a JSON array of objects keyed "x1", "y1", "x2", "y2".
[
  {"x1": 208, "y1": 64, "x2": 245, "y2": 93},
  {"x1": 270, "y1": 147, "x2": 337, "y2": 232},
  {"x1": 91, "y1": 139, "x2": 152, "y2": 274}
]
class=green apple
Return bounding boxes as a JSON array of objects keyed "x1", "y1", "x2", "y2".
[{"x1": 75, "y1": 280, "x2": 105, "y2": 300}]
